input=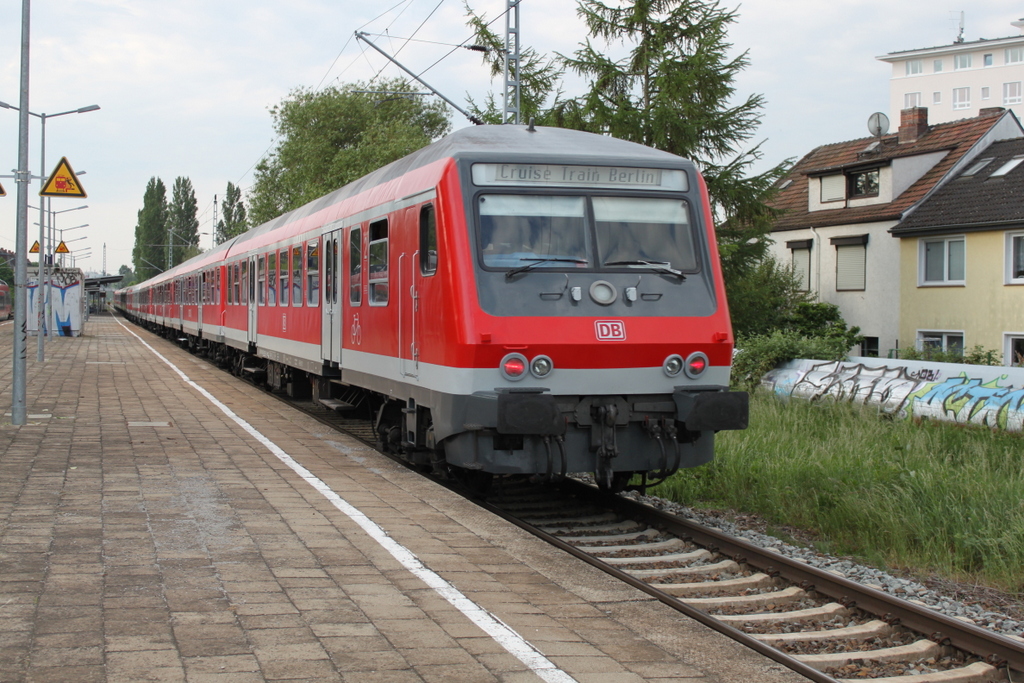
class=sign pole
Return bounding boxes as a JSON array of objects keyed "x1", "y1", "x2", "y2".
[{"x1": 11, "y1": 0, "x2": 31, "y2": 426}]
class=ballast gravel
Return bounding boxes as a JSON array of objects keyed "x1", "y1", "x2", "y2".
[{"x1": 617, "y1": 489, "x2": 1024, "y2": 639}]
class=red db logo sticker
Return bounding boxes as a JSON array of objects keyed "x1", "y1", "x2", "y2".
[{"x1": 595, "y1": 320, "x2": 626, "y2": 341}]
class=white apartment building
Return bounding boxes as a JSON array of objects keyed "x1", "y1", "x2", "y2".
[{"x1": 877, "y1": 17, "x2": 1024, "y2": 125}]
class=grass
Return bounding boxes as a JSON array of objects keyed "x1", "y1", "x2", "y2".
[{"x1": 650, "y1": 391, "x2": 1024, "y2": 593}]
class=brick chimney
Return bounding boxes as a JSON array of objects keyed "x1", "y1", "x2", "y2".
[{"x1": 899, "y1": 107, "x2": 929, "y2": 144}]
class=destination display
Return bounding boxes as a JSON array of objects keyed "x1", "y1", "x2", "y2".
[{"x1": 472, "y1": 163, "x2": 687, "y2": 191}]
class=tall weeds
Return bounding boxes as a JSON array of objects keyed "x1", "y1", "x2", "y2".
[{"x1": 653, "y1": 392, "x2": 1024, "y2": 592}]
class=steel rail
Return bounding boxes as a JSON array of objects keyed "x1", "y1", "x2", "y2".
[{"x1": 558, "y1": 477, "x2": 1024, "y2": 675}]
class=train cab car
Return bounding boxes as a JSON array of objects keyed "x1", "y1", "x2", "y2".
[
  {"x1": 117, "y1": 125, "x2": 747, "y2": 491},
  {"x1": 0, "y1": 279, "x2": 12, "y2": 320}
]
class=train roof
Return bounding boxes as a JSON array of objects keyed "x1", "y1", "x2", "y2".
[{"x1": 125, "y1": 126, "x2": 696, "y2": 291}]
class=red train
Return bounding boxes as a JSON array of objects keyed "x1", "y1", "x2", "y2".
[
  {"x1": 0, "y1": 279, "x2": 12, "y2": 321},
  {"x1": 116, "y1": 125, "x2": 747, "y2": 491}
]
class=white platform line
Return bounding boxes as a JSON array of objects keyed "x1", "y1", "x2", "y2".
[{"x1": 115, "y1": 318, "x2": 577, "y2": 683}]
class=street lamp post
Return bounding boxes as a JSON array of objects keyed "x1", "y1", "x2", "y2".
[{"x1": 0, "y1": 100, "x2": 99, "y2": 361}]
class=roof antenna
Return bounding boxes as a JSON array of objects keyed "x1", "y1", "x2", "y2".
[
  {"x1": 954, "y1": 10, "x2": 965, "y2": 43},
  {"x1": 527, "y1": 117, "x2": 536, "y2": 132}
]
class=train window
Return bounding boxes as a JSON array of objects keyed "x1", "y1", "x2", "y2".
[
  {"x1": 349, "y1": 227, "x2": 362, "y2": 305},
  {"x1": 279, "y1": 249, "x2": 290, "y2": 306},
  {"x1": 241, "y1": 261, "x2": 248, "y2": 306},
  {"x1": 292, "y1": 245, "x2": 303, "y2": 307},
  {"x1": 324, "y1": 237, "x2": 333, "y2": 304},
  {"x1": 368, "y1": 219, "x2": 388, "y2": 305},
  {"x1": 258, "y1": 255, "x2": 267, "y2": 305},
  {"x1": 306, "y1": 240, "x2": 319, "y2": 307},
  {"x1": 232, "y1": 263, "x2": 241, "y2": 305},
  {"x1": 478, "y1": 195, "x2": 587, "y2": 268},
  {"x1": 593, "y1": 197, "x2": 697, "y2": 272},
  {"x1": 420, "y1": 204, "x2": 437, "y2": 276},
  {"x1": 267, "y1": 252, "x2": 277, "y2": 306}
]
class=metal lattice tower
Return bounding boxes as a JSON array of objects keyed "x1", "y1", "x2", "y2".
[{"x1": 503, "y1": 0, "x2": 521, "y2": 124}]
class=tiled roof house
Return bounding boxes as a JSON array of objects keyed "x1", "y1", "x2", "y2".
[
  {"x1": 890, "y1": 135, "x2": 1024, "y2": 364},
  {"x1": 766, "y1": 106, "x2": 1023, "y2": 357}
]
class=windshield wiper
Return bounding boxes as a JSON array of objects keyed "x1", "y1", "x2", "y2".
[
  {"x1": 505, "y1": 257, "x2": 587, "y2": 280},
  {"x1": 604, "y1": 259, "x2": 686, "y2": 280}
]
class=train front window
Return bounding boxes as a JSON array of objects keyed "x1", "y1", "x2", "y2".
[
  {"x1": 479, "y1": 195, "x2": 587, "y2": 268},
  {"x1": 594, "y1": 197, "x2": 697, "y2": 273}
]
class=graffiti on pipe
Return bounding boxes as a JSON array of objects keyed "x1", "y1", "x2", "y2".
[{"x1": 762, "y1": 360, "x2": 1024, "y2": 432}]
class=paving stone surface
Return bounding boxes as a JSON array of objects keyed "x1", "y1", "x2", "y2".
[{"x1": 0, "y1": 315, "x2": 806, "y2": 682}]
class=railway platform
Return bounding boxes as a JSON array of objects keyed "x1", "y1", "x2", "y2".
[{"x1": 0, "y1": 314, "x2": 807, "y2": 683}]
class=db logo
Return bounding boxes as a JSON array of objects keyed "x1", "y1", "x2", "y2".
[{"x1": 595, "y1": 320, "x2": 626, "y2": 341}]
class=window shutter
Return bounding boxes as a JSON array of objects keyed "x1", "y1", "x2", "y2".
[
  {"x1": 820, "y1": 175, "x2": 845, "y2": 203},
  {"x1": 836, "y1": 244, "x2": 866, "y2": 290},
  {"x1": 792, "y1": 248, "x2": 811, "y2": 291}
]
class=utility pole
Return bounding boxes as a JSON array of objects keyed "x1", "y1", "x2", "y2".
[
  {"x1": 504, "y1": 0, "x2": 521, "y2": 124},
  {"x1": 11, "y1": 0, "x2": 31, "y2": 426}
]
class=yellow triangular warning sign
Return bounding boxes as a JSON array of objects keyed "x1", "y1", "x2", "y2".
[
  {"x1": 30, "y1": 241, "x2": 40, "y2": 254},
  {"x1": 40, "y1": 157, "x2": 86, "y2": 198},
  {"x1": 55, "y1": 241, "x2": 70, "y2": 254}
]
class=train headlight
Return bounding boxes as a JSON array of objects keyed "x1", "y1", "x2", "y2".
[
  {"x1": 589, "y1": 280, "x2": 617, "y2": 305},
  {"x1": 530, "y1": 355, "x2": 553, "y2": 378},
  {"x1": 500, "y1": 353, "x2": 528, "y2": 381},
  {"x1": 663, "y1": 354, "x2": 684, "y2": 377},
  {"x1": 684, "y1": 352, "x2": 709, "y2": 379}
]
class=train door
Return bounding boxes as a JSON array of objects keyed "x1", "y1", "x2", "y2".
[
  {"x1": 399, "y1": 207, "x2": 420, "y2": 378},
  {"x1": 321, "y1": 229, "x2": 343, "y2": 365},
  {"x1": 247, "y1": 256, "x2": 258, "y2": 347}
]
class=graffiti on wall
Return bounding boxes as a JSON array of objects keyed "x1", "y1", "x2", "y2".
[{"x1": 762, "y1": 360, "x2": 1024, "y2": 432}]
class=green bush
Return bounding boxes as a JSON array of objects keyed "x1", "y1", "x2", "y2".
[
  {"x1": 731, "y1": 330, "x2": 855, "y2": 391},
  {"x1": 894, "y1": 344, "x2": 1002, "y2": 366}
]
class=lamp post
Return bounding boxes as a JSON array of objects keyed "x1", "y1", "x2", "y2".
[{"x1": 0, "y1": 100, "x2": 99, "y2": 361}]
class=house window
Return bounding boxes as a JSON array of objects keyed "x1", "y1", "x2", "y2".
[
  {"x1": 787, "y1": 239, "x2": 812, "y2": 291},
  {"x1": 961, "y1": 157, "x2": 994, "y2": 177},
  {"x1": 1004, "y1": 82, "x2": 1022, "y2": 105},
  {"x1": 981, "y1": 86, "x2": 990, "y2": 100},
  {"x1": 991, "y1": 156, "x2": 1024, "y2": 177},
  {"x1": 904, "y1": 92, "x2": 921, "y2": 109},
  {"x1": 920, "y1": 237, "x2": 965, "y2": 285},
  {"x1": 1005, "y1": 233, "x2": 1024, "y2": 284},
  {"x1": 820, "y1": 174, "x2": 845, "y2": 203},
  {"x1": 860, "y1": 337, "x2": 880, "y2": 357},
  {"x1": 1005, "y1": 335, "x2": 1024, "y2": 366},
  {"x1": 847, "y1": 169, "x2": 879, "y2": 197},
  {"x1": 984, "y1": 53, "x2": 993, "y2": 67},
  {"x1": 831, "y1": 235, "x2": 867, "y2": 291},
  {"x1": 933, "y1": 91, "x2": 942, "y2": 105},
  {"x1": 368, "y1": 218, "x2": 389, "y2": 305},
  {"x1": 953, "y1": 87, "x2": 971, "y2": 110},
  {"x1": 918, "y1": 331, "x2": 964, "y2": 355},
  {"x1": 954, "y1": 54, "x2": 972, "y2": 70},
  {"x1": 1008, "y1": 47, "x2": 1024, "y2": 64},
  {"x1": 906, "y1": 59, "x2": 923, "y2": 75},
  {"x1": 933, "y1": 59, "x2": 943, "y2": 73}
]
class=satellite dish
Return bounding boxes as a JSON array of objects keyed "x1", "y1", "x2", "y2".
[{"x1": 867, "y1": 112, "x2": 890, "y2": 138}]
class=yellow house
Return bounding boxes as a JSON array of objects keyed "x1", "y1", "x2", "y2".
[{"x1": 893, "y1": 137, "x2": 1024, "y2": 364}]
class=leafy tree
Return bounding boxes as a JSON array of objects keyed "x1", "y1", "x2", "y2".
[
  {"x1": 216, "y1": 182, "x2": 248, "y2": 244},
  {"x1": 248, "y1": 79, "x2": 452, "y2": 224},
  {"x1": 132, "y1": 177, "x2": 167, "y2": 280},
  {"x1": 727, "y1": 257, "x2": 811, "y2": 338},
  {"x1": 553, "y1": 0, "x2": 790, "y2": 279},
  {"x1": 117, "y1": 263, "x2": 135, "y2": 287},
  {"x1": 167, "y1": 176, "x2": 199, "y2": 267}
]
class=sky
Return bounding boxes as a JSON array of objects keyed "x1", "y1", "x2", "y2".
[{"x1": 1, "y1": 0, "x2": 1022, "y2": 276}]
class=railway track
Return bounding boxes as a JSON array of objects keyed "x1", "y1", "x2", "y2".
[{"x1": 262, "y1": 386, "x2": 1024, "y2": 683}]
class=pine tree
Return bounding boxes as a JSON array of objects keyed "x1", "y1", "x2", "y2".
[
  {"x1": 216, "y1": 182, "x2": 248, "y2": 244},
  {"x1": 132, "y1": 177, "x2": 167, "y2": 279},
  {"x1": 167, "y1": 176, "x2": 199, "y2": 267}
]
